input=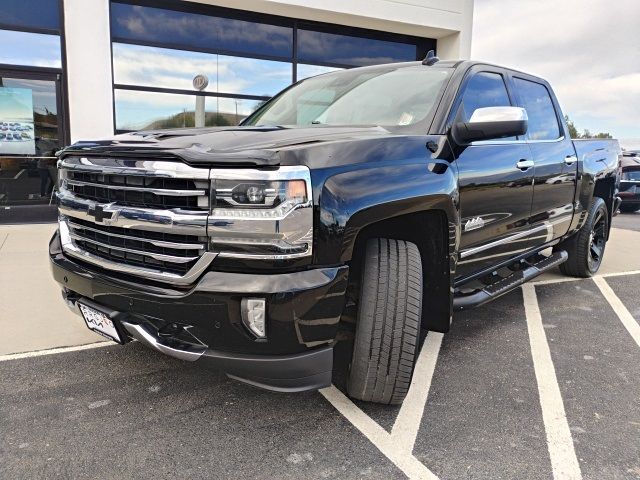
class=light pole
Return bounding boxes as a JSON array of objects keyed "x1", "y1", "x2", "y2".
[{"x1": 192, "y1": 74, "x2": 208, "y2": 128}]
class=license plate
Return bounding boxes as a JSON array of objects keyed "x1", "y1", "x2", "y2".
[{"x1": 78, "y1": 302, "x2": 123, "y2": 343}]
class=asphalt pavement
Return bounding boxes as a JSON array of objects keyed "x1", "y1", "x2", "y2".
[{"x1": 1, "y1": 215, "x2": 639, "y2": 480}]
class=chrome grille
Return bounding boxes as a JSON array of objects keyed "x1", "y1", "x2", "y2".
[
  {"x1": 57, "y1": 156, "x2": 215, "y2": 284},
  {"x1": 67, "y1": 218, "x2": 207, "y2": 275},
  {"x1": 64, "y1": 168, "x2": 209, "y2": 210}
]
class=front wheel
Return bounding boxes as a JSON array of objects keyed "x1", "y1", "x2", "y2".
[
  {"x1": 347, "y1": 238, "x2": 423, "y2": 405},
  {"x1": 557, "y1": 197, "x2": 609, "y2": 277}
]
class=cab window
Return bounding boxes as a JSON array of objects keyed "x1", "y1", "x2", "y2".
[
  {"x1": 459, "y1": 72, "x2": 512, "y2": 122},
  {"x1": 513, "y1": 78, "x2": 561, "y2": 140}
]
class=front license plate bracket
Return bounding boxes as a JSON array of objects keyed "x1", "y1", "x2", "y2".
[{"x1": 77, "y1": 299, "x2": 125, "y2": 344}]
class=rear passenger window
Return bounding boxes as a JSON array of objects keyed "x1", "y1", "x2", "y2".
[
  {"x1": 513, "y1": 78, "x2": 561, "y2": 140},
  {"x1": 459, "y1": 72, "x2": 512, "y2": 122}
]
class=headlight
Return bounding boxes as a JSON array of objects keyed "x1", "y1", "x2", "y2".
[{"x1": 208, "y1": 166, "x2": 313, "y2": 260}]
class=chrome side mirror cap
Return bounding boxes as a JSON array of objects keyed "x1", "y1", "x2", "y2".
[{"x1": 452, "y1": 106, "x2": 528, "y2": 144}]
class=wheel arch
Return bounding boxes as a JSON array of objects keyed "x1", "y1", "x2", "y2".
[{"x1": 348, "y1": 209, "x2": 455, "y2": 333}]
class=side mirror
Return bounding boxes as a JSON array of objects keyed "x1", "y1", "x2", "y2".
[{"x1": 452, "y1": 106, "x2": 528, "y2": 144}]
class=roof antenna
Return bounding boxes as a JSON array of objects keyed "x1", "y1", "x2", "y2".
[{"x1": 422, "y1": 50, "x2": 439, "y2": 66}]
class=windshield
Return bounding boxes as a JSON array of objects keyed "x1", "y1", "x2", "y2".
[{"x1": 244, "y1": 66, "x2": 451, "y2": 128}]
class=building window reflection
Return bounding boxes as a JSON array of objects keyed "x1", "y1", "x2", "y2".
[{"x1": 110, "y1": 1, "x2": 435, "y2": 133}]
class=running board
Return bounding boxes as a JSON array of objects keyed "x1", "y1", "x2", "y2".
[{"x1": 453, "y1": 250, "x2": 568, "y2": 310}]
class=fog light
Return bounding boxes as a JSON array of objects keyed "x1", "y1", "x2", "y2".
[{"x1": 241, "y1": 298, "x2": 266, "y2": 338}]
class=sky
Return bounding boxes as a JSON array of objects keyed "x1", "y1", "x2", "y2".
[{"x1": 471, "y1": 0, "x2": 640, "y2": 148}]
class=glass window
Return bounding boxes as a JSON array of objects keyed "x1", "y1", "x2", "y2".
[
  {"x1": 0, "y1": 30, "x2": 61, "y2": 68},
  {"x1": 622, "y1": 170, "x2": 640, "y2": 181},
  {"x1": 113, "y1": 43, "x2": 291, "y2": 96},
  {"x1": 0, "y1": 0, "x2": 60, "y2": 31},
  {"x1": 297, "y1": 64, "x2": 343, "y2": 80},
  {"x1": 245, "y1": 66, "x2": 450, "y2": 127},
  {"x1": 297, "y1": 29, "x2": 417, "y2": 67},
  {"x1": 114, "y1": 89, "x2": 262, "y2": 131},
  {"x1": 0, "y1": 77, "x2": 60, "y2": 207},
  {"x1": 459, "y1": 72, "x2": 512, "y2": 122},
  {"x1": 111, "y1": 3, "x2": 293, "y2": 59},
  {"x1": 513, "y1": 78, "x2": 561, "y2": 140}
]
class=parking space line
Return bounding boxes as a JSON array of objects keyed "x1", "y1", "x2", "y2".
[
  {"x1": 531, "y1": 269, "x2": 640, "y2": 287},
  {"x1": 593, "y1": 277, "x2": 640, "y2": 348},
  {"x1": 522, "y1": 284, "x2": 582, "y2": 480},
  {"x1": 391, "y1": 332, "x2": 443, "y2": 453},
  {"x1": 0, "y1": 341, "x2": 110, "y2": 362},
  {"x1": 320, "y1": 385, "x2": 440, "y2": 480}
]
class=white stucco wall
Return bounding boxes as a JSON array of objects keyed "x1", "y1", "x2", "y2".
[
  {"x1": 63, "y1": 0, "x2": 114, "y2": 143},
  {"x1": 62, "y1": 0, "x2": 473, "y2": 142}
]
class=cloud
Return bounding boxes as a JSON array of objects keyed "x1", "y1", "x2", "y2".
[
  {"x1": 112, "y1": 43, "x2": 291, "y2": 96},
  {"x1": 472, "y1": 0, "x2": 640, "y2": 142}
]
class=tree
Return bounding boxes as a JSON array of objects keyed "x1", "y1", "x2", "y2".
[
  {"x1": 564, "y1": 115, "x2": 612, "y2": 139},
  {"x1": 564, "y1": 115, "x2": 579, "y2": 139}
]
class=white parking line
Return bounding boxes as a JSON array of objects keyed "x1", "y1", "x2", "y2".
[
  {"x1": 0, "y1": 341, "x2": 111, "y2": 362},
  {"x1": 593, "y1": 277, "x2": 640, "y2": 348},
  {"x1": 320, "y1": 385, "x2": 440, "y2": 480},
  {"x1": 531, "y1": 269, "x2": 640, "y2": 287},
  {"x1": 522, "y1": 284, "x2": 582, "y2": 480},
  {"x1": 391, "y1": 332, "x2": 444, "y2": 453}
]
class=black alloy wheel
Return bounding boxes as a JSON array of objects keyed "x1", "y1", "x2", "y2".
[{"x1": 587, "y1": 208, "x2": 607, "y2": 272}]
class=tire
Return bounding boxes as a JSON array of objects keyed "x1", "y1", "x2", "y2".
[
  {"x1": 557, "y1": 197, "x2": 609, "y2": 278},
  {"x1": 619, "y1": 204, "x2": 640, "y2": 213},
  {"x1": 347, "y1": 238, "x2": 423, "y2": 405}
]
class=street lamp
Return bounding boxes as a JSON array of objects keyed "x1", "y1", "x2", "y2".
[{"x1": 193, "y1": 74, "x2": 208, "y2": 128}]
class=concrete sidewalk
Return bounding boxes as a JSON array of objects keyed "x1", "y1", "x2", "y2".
[
  {"x1": 0, "y1": 223, "x2": 99, "y2": 355},
  {"x1": 1, "y1": 221, "x2": 639, "y2": 356}
]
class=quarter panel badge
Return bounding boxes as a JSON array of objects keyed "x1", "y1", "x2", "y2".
[{"x1": 464, "y1": 217, "x2": 485, "y2": 232}]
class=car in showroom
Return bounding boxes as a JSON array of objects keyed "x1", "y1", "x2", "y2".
[{"x1": 50, "y1": 56, "x2": 621, "y2": 404}]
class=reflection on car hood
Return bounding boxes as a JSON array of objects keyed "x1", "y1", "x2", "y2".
[{"x1": 59, "y1": 125, "x2": 391, "y2": 166}]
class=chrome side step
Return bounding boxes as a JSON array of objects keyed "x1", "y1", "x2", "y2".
[{"x1": 453, "y1": 250, "x2": 568, "y2": 310}]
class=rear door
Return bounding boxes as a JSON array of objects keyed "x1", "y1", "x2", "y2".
[
  {"x1": 510, "y1": 75, "x2": 577, "y2": 240},
  {"x1": 453, "y1": 67, "x2": 536, "y2": 279}
]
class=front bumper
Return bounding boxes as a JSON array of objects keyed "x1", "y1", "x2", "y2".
[{"x1": 50, "y1": 230, "x2": 349, "y2": 392}]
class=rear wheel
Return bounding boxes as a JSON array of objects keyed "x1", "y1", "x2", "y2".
[
  {"x1": 619, "y1": 204, "x2": 640, "y2": 213},
  {"x1": 347, "y1": 238, "x2": 422, "y2": 405},
  {"x1": 557, "y1": 197, "x2": 609, "y2": 277}
]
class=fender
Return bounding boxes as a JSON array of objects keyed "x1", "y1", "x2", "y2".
[
  {"x1": 314, "y1": 149, "x2": 459, "y2": 266},
  {"x1": 571, "y1": 140, "x2": 621, "y2": 234}
]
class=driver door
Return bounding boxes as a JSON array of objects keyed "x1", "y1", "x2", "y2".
[{"x1": 453, "y1": 68, "x2": 536, "y2": 280}]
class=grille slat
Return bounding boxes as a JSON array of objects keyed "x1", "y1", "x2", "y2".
[
  {"x1": 58, "y1": 157, "x2": 212, "y2": 280},
  {"x1": 63, "y1": 170, "x2": 209, "y2": 211},
  {"x1": 67, "y1": 219, "x2": 205, "y2": 251},
  {"x1": 68, "y1": 233, "x2": 200, "y2": 263}
]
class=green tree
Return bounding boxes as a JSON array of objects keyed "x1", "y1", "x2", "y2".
[
  {"x1": 564, "y1": 115, "x2": 613, "y2": 139},
  {"x1": 564, "y1": 115, "x2": 580, "y2": 139}
]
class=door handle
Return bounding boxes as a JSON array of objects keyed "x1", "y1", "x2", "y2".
[
  {"x1": 564, "y1": 155, "x2": 578, "y2": 165},
  {"x1": 516, "y1": 159, "x2": 534, "y2": 170}
]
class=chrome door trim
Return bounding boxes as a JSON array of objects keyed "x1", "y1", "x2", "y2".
[{"x1": 459, "y1": 224, "x2": 548, "y2": 259}]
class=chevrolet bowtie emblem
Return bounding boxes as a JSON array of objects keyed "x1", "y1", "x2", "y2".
[{"x1": 87, "y1": 204, "x2": 113, "y2": 223}]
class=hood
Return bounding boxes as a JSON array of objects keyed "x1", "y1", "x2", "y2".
[{"x1": 59, "y1": 125, "x2": 391, "y2": 167}]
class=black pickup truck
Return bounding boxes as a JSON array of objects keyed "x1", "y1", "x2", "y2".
[{"x1": 50, "y1": 58, "x2": 621, "y2": 405}]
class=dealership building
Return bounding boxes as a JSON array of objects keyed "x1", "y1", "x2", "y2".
[{"x1": 0, "y1": 0, "x2": 473, "y2": 222}]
